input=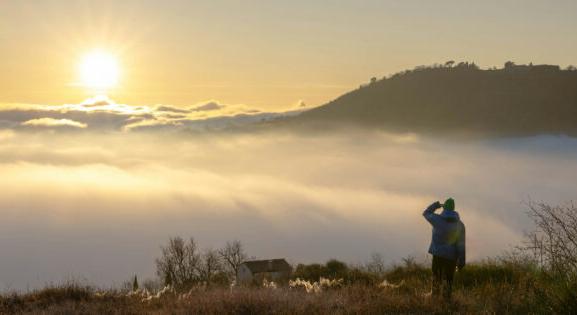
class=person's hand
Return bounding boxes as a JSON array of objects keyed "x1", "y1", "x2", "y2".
[{"x1": 432, "y1": 201, "x2": 442, "y2": 210}]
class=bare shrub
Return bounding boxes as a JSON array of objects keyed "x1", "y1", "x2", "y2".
[
  {"x1": 365, "y1": 252, "x2": 386, "y2": 275},
  {"x1": 155, "y1": 237, "x2": 201, "y2": 288},
  {"x1": 197, "y1": 248, "x2": 225, "y2": 285},
  {"x1": 519, "y1": 201, "x2": 577, "y2": 313},
  {"x1": 218, "y1": 240, "x2": 247, "y2": 279},
  {"x1": 521, "y1": 201, "x2": 577, "y2": 277}
]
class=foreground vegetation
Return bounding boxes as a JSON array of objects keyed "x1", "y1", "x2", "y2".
[
  {"x1": 1, "y1": 257, "x2": 574, "y2": 314},
  {"x1": 1, "y1": 202, "x2": 575, "y2": 314}
]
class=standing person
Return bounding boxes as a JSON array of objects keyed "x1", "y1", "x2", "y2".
[{"x1": 423, "y1": 198, "x2": 466, "y2": 300}]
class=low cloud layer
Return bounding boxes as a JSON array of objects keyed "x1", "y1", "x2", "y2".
[
  {"x1": 0, "y1": 96, "x2": 303, "y2": 133},
  {"x1": 0, "y1": 127, "x2": 575, "y2": 291}
]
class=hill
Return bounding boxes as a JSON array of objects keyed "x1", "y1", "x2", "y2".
[{"x1": 288, "y1": 62, "x2": 577, "y2": 136}]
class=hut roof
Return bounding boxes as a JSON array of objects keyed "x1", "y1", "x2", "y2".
[{"x1": 241, "y1": 259, "x2": 292, "y2": 273}]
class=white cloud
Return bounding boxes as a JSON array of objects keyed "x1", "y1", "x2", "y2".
[
  {"x1": 191, "y1": 101, "x2": 225, "y2": 112},
  {"x1": 21, "y1": 118, "x2": 87, "y2": 128},
  {"x1": 122, "y1": 118, "x2": 183, "y2": 131},
  {"x1": 155, "y1": 105, "x2": 190, "y2": 114}
]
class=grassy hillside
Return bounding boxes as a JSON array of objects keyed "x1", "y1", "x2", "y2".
[{"x1": 291, "y1": 63, "x2": 577, "y2": 136}]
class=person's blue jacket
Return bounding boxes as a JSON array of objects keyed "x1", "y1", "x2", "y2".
[{"x1": 423, "y1": 201, "x2": 466, "y2": 267}]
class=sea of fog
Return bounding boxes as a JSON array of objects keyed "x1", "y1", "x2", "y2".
[{"x1": 0, "y1": 129, "x2": 576, "y2": 291}]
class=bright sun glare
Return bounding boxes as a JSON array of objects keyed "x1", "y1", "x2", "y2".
[{"x1": 79, "y1": 51, "x2": 119, "y2": 90}]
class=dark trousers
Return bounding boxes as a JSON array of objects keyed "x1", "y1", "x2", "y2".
[{"x1": 432, "y1": 255, "x2": 456, "y2": 300}]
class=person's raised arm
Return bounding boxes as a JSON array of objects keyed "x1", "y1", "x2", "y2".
[{"x1": 422, "y1": 201, "x2": 442, "y2": 224}]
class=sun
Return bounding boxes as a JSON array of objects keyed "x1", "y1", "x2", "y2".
[{"x1": 79, "y1": 51, "x2": 120, "y2": 90}]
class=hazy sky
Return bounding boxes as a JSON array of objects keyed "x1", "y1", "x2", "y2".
[{"x1": 1, "y1": 0, "x2": 576, "y2": 109}]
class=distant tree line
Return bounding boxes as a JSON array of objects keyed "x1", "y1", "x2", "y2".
[{"x1": 362, "y1": 60, "x2": 577, "y2": 88}]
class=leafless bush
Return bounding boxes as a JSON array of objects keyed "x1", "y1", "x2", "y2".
[
  {"x1": 156, "y1": 237, "x2": 243, "y2": 288},
  {"x1": 155, "y1": 237, "x2": 201, "y2": 288},
  {"x1": 218, "y1": 240, "x2": 248, "y2": 279},
  {"x1": 197, "y1": 248, "x2": 224, "y2": 284},
  {"x1": 364, "y1": 252, "x2": 386, "y2": 275},
  {"x1": 521, "y1": 201, "x2": 577, "y2": 278}
]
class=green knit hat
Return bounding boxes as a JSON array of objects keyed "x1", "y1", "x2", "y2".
[{"x1": 443, "y1": 198, "x2": 455, "y2": 211}]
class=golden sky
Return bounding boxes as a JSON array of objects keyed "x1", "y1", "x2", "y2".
[{"x1": 1, "y1": 0, "x2": 576, "y2": 110}]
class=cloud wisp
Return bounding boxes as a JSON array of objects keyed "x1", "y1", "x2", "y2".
[{"x1": 21, "y1": 118, "x2": 87, "y2": 128}]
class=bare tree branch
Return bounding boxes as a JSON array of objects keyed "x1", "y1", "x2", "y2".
[
  {"x1": 520, "y1": 201, "x2": 577, "y2": 278},
  {"x1": 218, "y1": 240, "x2": 248, "y2": 279}
]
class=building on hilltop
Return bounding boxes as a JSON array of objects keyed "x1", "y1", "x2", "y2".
[{"x1": 504, "y1": 62, "x2": 561, "y2": 73}]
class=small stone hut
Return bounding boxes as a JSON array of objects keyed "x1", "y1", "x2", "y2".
[{"x1": 237, "y1": 259, "x2": 292, "y2": 284}]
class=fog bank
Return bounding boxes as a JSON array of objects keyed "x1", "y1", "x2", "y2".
[{"x1": 0, "y1": 130, "x2": 576, "y2": 291}]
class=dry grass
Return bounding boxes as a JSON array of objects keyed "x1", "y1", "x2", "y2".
[
  {"x1": 0, "y1": 286, "x2": 448, "y2": 315},
  {"x1": 0, "y1": 266, "x2": 556, "y2": 315},
  {"x1": 2, "y1": 256, "x2": 573, "y2": 314}
]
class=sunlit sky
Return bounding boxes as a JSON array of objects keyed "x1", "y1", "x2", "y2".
[{"x1": 1, "y1": 0, "x2": 576, "y2": 109}]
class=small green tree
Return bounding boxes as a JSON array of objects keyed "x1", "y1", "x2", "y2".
[
  {"x1": 132, "y1": 275, "x2": 139, "y2": 291},
  {"x1": 325, "y1": 259, "x2": 348, "y2": 278},
  {"x1": 504, "y1": 61, "x2": 516, "y2": 69}
]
